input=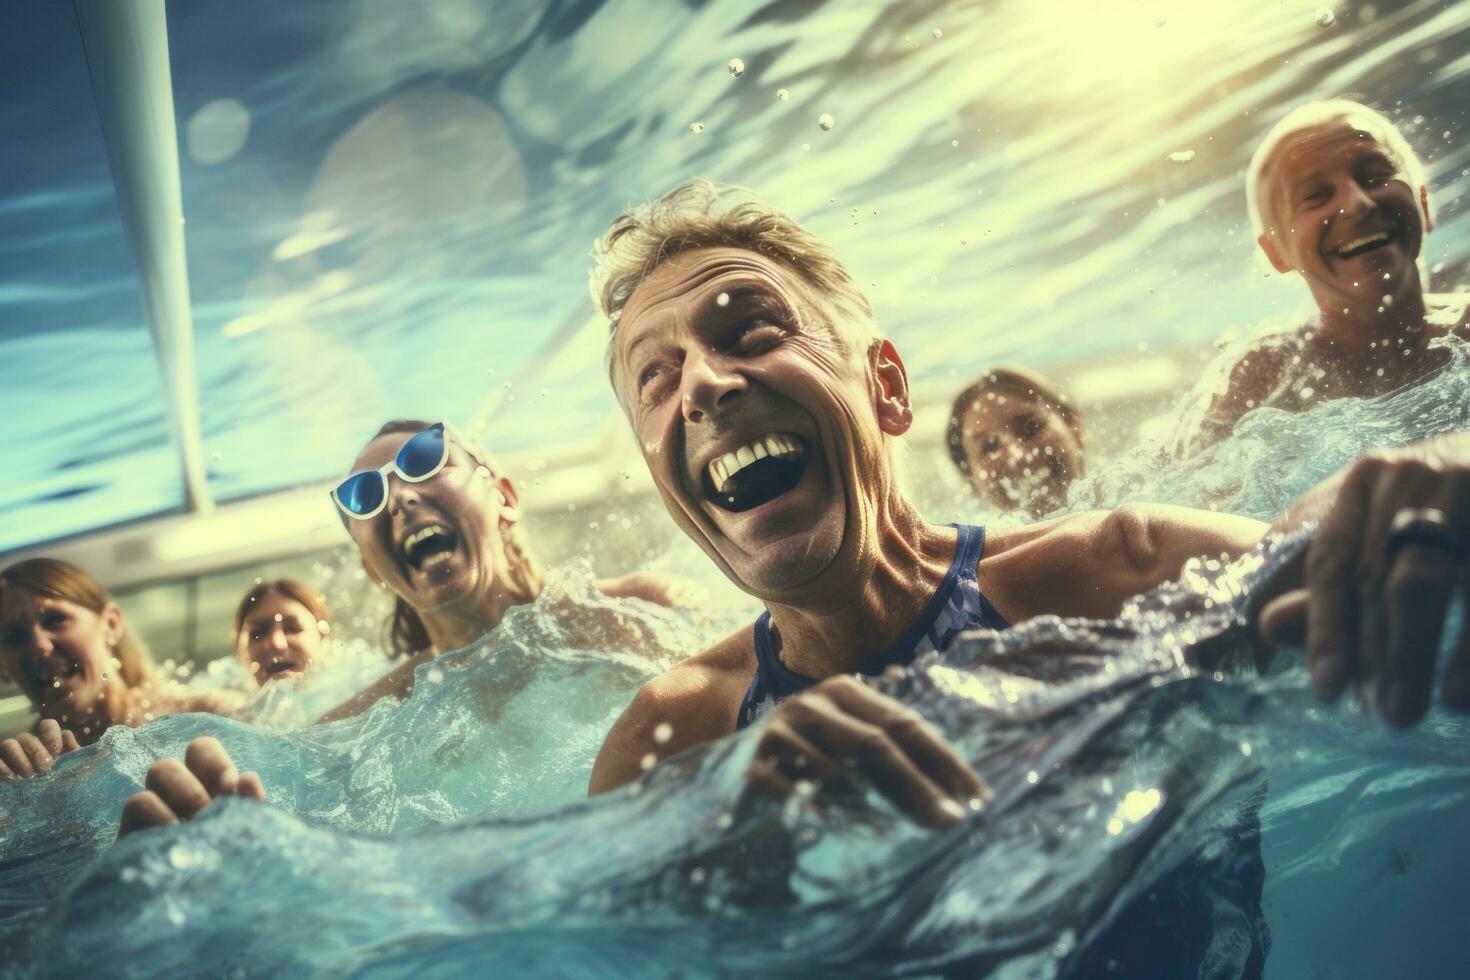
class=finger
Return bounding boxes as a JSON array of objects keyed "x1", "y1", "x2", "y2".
[
  {"x1": 743, "y1": 757, "x2": 798, "y2": 801},
  {"x1": 823, "y1": 678, "x2": 989, "y2": 807},
  {"x1": 237, "y1": 771, "x2": 266, "y2": 801},
  {"x1": 0, "y1": 758, "x2": 14, "y2": 780},
  {"x1": 183, "y1": 737, "x2": 239, "y2": 797},
  {"x1": 1304, "y1": 473, "x2": 1369, "y2": 698},
  {"x1": 17, "y1": 733, "x2": 54, "y2": 776},
  {"x1": 118, "y1": 790, "x2": 179, "y2": 837},
  {"x1": 1379, "y1": 545, "x2": 1458, "y2": 726},
  {"x1": 1258, "y1": 589, "x2": 1309, "y2": 648},
  {"x1": 753, "y1": 721, "x2": 854, "y2": 789},
  {"x1": 60, "y1": 730, "x2": 81, "y2": 754},
  {"x1": 144, "y1": 758, "x2": 212, "y2": 822},
  {"x1": 785, "y1": 693, "x2": 965, "y2": 828},
  {"x1": 0, "y1": 739, "x2": 34, "y2": 779},
  {"x1": 37, "y1": 719, "x2": 64, "y2": 757}
]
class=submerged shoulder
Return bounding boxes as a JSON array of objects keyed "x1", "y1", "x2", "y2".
[{"x1": 316, "y1": 652, "x2": 429, "y2": 724}]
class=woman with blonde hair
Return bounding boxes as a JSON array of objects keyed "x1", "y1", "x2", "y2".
[{"x1": 0, "y1": 558, "x2": 233, "y2": 777}]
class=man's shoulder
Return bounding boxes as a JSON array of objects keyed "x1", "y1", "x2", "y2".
[{"x1": 589, "y1": 627, "x2": 755, "y2": 794}]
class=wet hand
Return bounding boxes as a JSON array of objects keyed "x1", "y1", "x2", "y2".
[
  {"x1": 117, "y1": 737, "x2": 265, "y2": 837},
  {"x1": 1259, "y1": 433, "x2": 1470, "y2": 726},
  {"x1": 744, "y1": 675, "x2": 990, "y2": 829},
  {"x1": 0, "y1": 719, "x2": 81, "y2": 780}
]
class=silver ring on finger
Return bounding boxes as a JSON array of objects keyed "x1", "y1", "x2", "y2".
[{"x1": 1385, "y1": 507, "x2": 1468, "y2": 565}]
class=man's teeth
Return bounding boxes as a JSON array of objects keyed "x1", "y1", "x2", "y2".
[
  {"x1": 708, "y1": 434, "x2": 802, "y2": 492},
  {"x1": 1336, "y1": 232, "x2": 1389, "y2": 256}
]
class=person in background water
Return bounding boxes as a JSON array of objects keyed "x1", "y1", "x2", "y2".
[
  {"x1": 0, "y1": 558, "x2": 237, "y2": 778},
  {"x1": 315, "y1": 419, "x2": 696, "y2": 722},
  {"x1": 233, "y1": 579, "x2": 332, "y2": 686},
  {"x1": 1178, "y1": 99, "x2": 1470, "y2": 456},
  {"x1": 945, "y1": 367, "x2": 1085, "y2": 517}
]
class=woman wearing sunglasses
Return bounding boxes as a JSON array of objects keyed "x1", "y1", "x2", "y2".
[
  {"x1": 320, "y1": 419, "x2": 692, "y2": 721},
  {"x1": 0, "y1": 558, "x2": 238, "y2": 778}
]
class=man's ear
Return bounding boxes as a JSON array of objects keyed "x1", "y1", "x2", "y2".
[
  {"x1": 1420, "y1": 184, "x2": 1434, "y2": 233},
  {"x1": 1257, "y1": 233, "x2": 1292, "y2": 274},
  {"x1": 496, "y1": 476, "x2": 522, "y2": 527},
  {"x1": 873, "y1": 339, "x2": 913, "y2": 436}
]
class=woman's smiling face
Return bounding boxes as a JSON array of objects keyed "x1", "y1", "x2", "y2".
[{"x1": 0, "y1": 586, "x2": 119, "y2": 723}]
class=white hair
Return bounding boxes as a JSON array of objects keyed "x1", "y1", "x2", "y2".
[{"x1": 1245, "y1": 99, "x2": 1428, "y2": 237}]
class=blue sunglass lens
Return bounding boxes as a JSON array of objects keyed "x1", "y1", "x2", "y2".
[
  {"x1": 397, "y1": 424, "x2": 447, "y2": 478},
  {"x1": 336, "y1": 471, "x2": 385, "y2": 516}
]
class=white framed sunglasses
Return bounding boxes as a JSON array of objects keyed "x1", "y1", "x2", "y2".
[{"x1": 331, "y1": 423, "x2": 451, "y2": 521}]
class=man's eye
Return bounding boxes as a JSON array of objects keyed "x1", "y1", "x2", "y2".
[
  {"x1": 734, "y1": 319, "x2": 784, "y2": 351},
  {"x1": 42, "y1": 612, "x2": 66, "y2": 629},
  {"x1": 637, "y1": 363, "x2": 664, "y2": 391}
]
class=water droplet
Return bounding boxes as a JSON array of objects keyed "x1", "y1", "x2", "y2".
[
  {"x1": 689, "y1": 866, "x2": 707, "y2": 885},
  {"x1": 640, "y1": 752, "x2": 658, "y2": 771},
  {"x1": 817, "y1": 113, "x2": 835, "y2": 131},
  {"x1": 931, "y1": 27, "x2": 944, "y2": 39},
  {"x1": 800, "y1": 142, "x2": 811, "y2": 152},
  {"x1": 951, "y1": 139, "x2": 959, "y2": 148},
  {"x1": 101, "y1": 672, "x2": 109, "y2": 680},
  {"x1": 425, "y1": 667, "x2": 445, "y2": 685},
  {"x1": 1026, "y1": 770, "x2": 1039, "y2": 784},
  {"x1": 716, "y1": 811, "x2": 734, "y2": 830},
  {"x1": 715, "y1": 292, "x2": 730, "y2": 307},
  {"x1": 1381, "y1": 294, "x2": 1394, "y2": 306},
  {"x1": 776, "y1": 88, "x2": 790, "y2": 103},
  {"x1": 653, "y1": 722, "x2": 673, "y2": 744},
  {"x1": 1315, "y1": 8, "x2": 1336, "y2": 28},
  {"x1": 210, "y1": 449, "x2": 223, "y2": 462},
  {"x1": 274, "y1": 613, "x2": 283, "y2": 622},
  {"x1": 1298, "y1": 386, "x2": 1316, "y2": 400},
  {"x1": 689, "y1": 121, "x2": 705, "y2": 134},
  {"x1": 1168, "y1": 149, "x2": 1196, "y2": 164},
  {"x1": 52, "y1": 679, "x2": 61, "y2": 689},
  {"x1": 1239, "y1": 741, "x2": 1253, "y2": 757},
  {"x1": 727, "y1": 58, "x2": 744, "y2": 78}
]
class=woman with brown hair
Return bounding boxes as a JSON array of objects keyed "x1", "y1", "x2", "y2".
[
  {"x1": 319, "y1": 419, "x2": 691, "y2": 722},
  {"x1": 233, "y1": 578, "x2": 333, "y2": 685},
  {"x1": 0, "y1": 558, "x2": 235, "y2": 777}
]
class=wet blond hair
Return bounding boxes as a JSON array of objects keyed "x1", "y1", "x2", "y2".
[
  {"x1": 591, "y1": 179, "x2": 881, "y2": 356},
  {"x1": 0, "y1": 557, "x2": 156, "y2": 688},
  {"x1": 1247, "y1": 99, "x2": 1428, "y2": 238},
  {"x1": 362, "y1": 420, "x2": 543, "y2": 657}
]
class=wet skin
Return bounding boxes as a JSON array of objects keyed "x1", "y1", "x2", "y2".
[
  {"x1": 957, "y1": 391, "x2": 1082, "y2": 516},
  {"x1": 236, "y1": 592, "x2": 329, "y2": 685},
  {"x1": 1258, "y1": 121, "x2": 1432, "y2": 322},
  {"x1": 347, "y1": 428, "x2": 523, "y2": 651},
  {"x1": 0, "y1": 587, "x2": 127, "y2": 732},
  {"x1": 612, "y1": 247, "x2": 909, "y2": 600}
]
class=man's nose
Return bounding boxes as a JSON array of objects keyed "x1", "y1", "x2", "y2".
[
  {"x1": 270, "y1": 628, "x2": 289, "y2": 651},
  {"x1": 681, "y1": 350, "x2": 747, "y2": 424},
  {"x1": 1339, "y1": 178, "x2": 1376, "y2": 218}
]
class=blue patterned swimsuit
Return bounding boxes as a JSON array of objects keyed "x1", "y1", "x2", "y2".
[{"x1": 735, "y1": 523, "x2": 1009, "y2": 729}]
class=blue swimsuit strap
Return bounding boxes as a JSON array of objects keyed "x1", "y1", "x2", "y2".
[{"x1": 741, "y1": 524, "x2": 1003, "y2": 722}]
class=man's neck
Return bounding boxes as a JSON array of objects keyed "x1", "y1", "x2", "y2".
[
  {"x1": 762, "y1": 510, "x2": 958, "y2": 680},
  {"x1": 1315, "y1": 279, "x2": 1430, "y2": 359}
]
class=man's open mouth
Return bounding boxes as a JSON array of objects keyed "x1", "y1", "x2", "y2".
[
  {"x1": 402, "y1": 523, "x2": 460, "y2": 571},
  {"x1": 1333, "y1": 230, "x2": 1393, "y2": 259},
  {"x1": 703, "y1": 433, "x2": 811, "y2": 513}
]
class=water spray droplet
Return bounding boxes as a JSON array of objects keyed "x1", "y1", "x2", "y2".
[
  {"x1": 716, "y1": 292, "x2": 730, "y2": 307},
  {"x1": 653, "y1": 722, "x2": 673, "y2": 744},
  {"x1": 689, "y1": 121, "x2": 705, "y2": 134},
  {"x1": 1168, "y1": 149, "x2": 1196, "y2": 164},
  {"x1": 931, "y1": 27, "x2": 944, "y2": 39},
  {"x1": 817, "y1": 113, "x2": 835, "y2": 131},
  {"x1": 1315, "y1": 7, "x2": 1336, "y2": 27},
  {"x1": 776, "y1": 88, "x2": 789, "y2": 102},
  {"x1": 727, "y1": 58, "x2": 744, "y2": 78}
]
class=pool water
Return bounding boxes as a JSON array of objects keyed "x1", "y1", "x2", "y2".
[{"x1": 3, "y1": 348, "x2": 1470, "y2": 977}]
